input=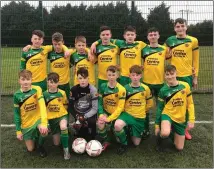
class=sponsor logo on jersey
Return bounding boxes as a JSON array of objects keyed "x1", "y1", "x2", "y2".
[
  {"x1": 172, "y1": 98, "x2": 184, "y2": 107},
  {"x1": 124, "y1": 51, "x2": 136, "y2": 59},
  {"x1": 48, "y1": 104, "x2": 60, "y2": 112},
  {"x1": 30, "y1": 58, "x2": 43, "y2": 66},
  {"x1": 24, "y1": 102, "x2": 37, "y2": 112},
  {"x1": 100, "y1": 55, "x2": 113, "y2": 62},
  {"x1": 53, "y1": 62, "x2": 65, "y2": 68},
  {"x1": 173, "y1": 50, "x2": 186, "y2": 57}
]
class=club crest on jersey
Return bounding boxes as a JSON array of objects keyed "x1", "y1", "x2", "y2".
[
  {"x1": 115, "y1": 93, "x2": 118, "y2": 97},
  {"x1": 185, "y1": 43, "x2": 189, "y2": 47},
  {"x1": 181, "y1": 90, "x2": 185, "y2": 94},
  {"x1": 122, "y1": 92, "x2": 125, "y2": 96},
  {"x1": 34, "y1": 95, "x2": 37, "y2": 99},
  {"x1": 141, "y1": 92, "x2": 144, "y2": 96},
  {"x1": 58, "y1": 98, "x2": 61, "y2": 102},
  {"x1": 41, "y1": 51, "x2": 45, "y2": 56},
  {"x1": 159, "y1": 52, "x2": 162, "y2": 55},
  {"x1": 111, "y1": 49, "x2": 114, "y2": 53},
  {"x1": 135, "y1": 46, "x2": 138, "y2": 50}
]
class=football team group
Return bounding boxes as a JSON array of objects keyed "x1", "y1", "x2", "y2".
[{"x1": 13, "y1": 17, "x2": 199, "y2": 160}]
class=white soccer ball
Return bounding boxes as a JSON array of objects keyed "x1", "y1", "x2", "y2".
[
  {"x1": 86, "y1": 140, "x2": 102, "y2": 157},
  {"x1": 72, "y1": 138, "x2": 87, "y2": 154}
]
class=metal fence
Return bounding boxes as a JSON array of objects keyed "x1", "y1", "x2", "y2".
[{"x1": 1, "y1": 1, "x2": 213, "y2": 95}]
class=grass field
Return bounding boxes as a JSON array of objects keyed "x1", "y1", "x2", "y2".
[
  {"x1": 1, "y1": 94, "x2": 213, "y2": 168},
  {"x1": 1, "y1": 46, "x2": 213, "y2": 95}
]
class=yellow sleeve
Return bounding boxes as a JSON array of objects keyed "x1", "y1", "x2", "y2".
[
  {"x1": 69, "y1": 48, "x2": 76, "y2": 55},
  {"x1": 145, "y1": 86, "x2": 153, "y2": 112},
  {"x1": 186, "y1": 84, "x2": 195, "y2": 123},
  {"x1": 106, "y1": 88, "x2": 126, "y2": 122},
  {"x1": 62, "y1": 45, "x2": 68, "y2": 52},
  {"x1": 62, "y1": 91, "x2": 68, "y2": 110},
  {"x1": 138, "y1": 41, "x2": 147, "y2": 50},
  {"x1": 42, "y1": 45, "x2": 53, "y2": 52},
  {"x1": 192, "y1": 38, "x2": 199, "y2": 77},
  {"x1": 37, "y1": 87, "x2": 48, "y2": 127}
]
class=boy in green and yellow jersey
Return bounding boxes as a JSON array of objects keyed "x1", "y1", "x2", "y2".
[
  {"x1": 90, "y1": 25, "x2": 147, "y2": 86},
  {"x1": 97, "y1": 65, "x2": 126, "y2": 151},
  {"x1": 142, "y1": 27, "x2": 168, "y2": 138},
  {"x1": 89, "y1": 26, "x2": 119, "y2": 90},
  {"x1": 13, "y1": 70, "x2": 48, "y2": 158},
  {"x1": 21, "y1": 30, "x2": 69, "y2": 92},
  {"x1": 114, "y1": 65, "x2": 153, "y2": 154},
  {"x1": 165, "y1": 18, "x2": 199, "y2": 140},
  {"x1": 70, "y1": 36, "x2": 95, "y2": 86},
  {"x1": 155, "y1": 65, "x2": 195, "y2": 151},
  {"x1": 43, "y1": 72, "x2": 70, "y2": 160}
]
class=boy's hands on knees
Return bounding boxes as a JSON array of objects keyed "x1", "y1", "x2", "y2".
[
  {"x1": 17, "y1": 133, "x2": 23, "y2": 141},
  {"x1": 39, "y1": 125, "x2": 48, "y2": 135}
]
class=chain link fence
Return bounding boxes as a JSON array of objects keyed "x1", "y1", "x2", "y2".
[{"x1": 1, "y1": 1, "x2": 213, "y2": 95}]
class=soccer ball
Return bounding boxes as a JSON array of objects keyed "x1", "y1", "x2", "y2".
[
  {"x1": 86, "y1": 140, "x2": 102, "y2": 157},
  {"x1": 72, "y1": 138, "x2": 87, "y2": 154}
]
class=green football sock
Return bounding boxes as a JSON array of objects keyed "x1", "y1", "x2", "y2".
[
  {"x1": 97, "y1": 127, "x2": 109, "y2": 142},
  {"x1": 114, "y1": 129, "x2": 127, "y2": 145},
  {"x1": 38, "y1": 135, "x2": 46, "y2": 146},
  {"x1": 60, "y1": 129, "x2": 69, "y2": 148},
  {"x1": 145, "y1": 113, "x2": 150, "y2": 131}
]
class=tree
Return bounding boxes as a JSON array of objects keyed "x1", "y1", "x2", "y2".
[
  {"x1": 188, "y1": 20, "x2": 213, "y2": 46},
  {"x1": 147, "y1": 2, "x2": 174, "y2": 43}
]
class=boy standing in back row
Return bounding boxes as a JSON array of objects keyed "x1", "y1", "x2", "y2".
[{"x1": 165, "y1": 18, "x2": 199, "y2": 140}]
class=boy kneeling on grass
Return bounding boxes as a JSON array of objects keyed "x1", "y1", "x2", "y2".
[
  {"x1": 43, "y1": 72, "x2": 70, "y2": 160},
  {"x1": 13, "y1": 70, "x2": 48, "y2": 158},
  {"x1": 155, "y1": 65, "x2": 195, "y2": 152}
]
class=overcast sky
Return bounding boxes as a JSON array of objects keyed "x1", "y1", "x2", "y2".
[{"x1": 1, "y1": 1, "x2": 213, "y2": 24}]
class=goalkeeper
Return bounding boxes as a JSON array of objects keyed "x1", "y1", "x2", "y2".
[{"x1": 68, "y1": 67, "x2": 98, "y2": 141}]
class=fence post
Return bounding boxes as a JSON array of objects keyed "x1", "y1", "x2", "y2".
[
  {"x1": 131, "y1": 1, "x2": 135, "y2": 25},
  {"x1": 39, "y1": 1, "x2": 44, "y2": 31}
]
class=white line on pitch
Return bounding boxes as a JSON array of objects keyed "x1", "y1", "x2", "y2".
[{"x1": 1, "y1": 121, "x2": 213, "y2": 127}]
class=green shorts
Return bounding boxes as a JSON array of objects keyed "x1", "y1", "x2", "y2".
[
  {"x1": 177, "y1": 75, "x2": 193, "y2": 91},
  {"x1": 98, "y1": 79, "x2": 108, "y2": 91},
  {"x1": 143, "y1": 82, "x2": 164, "y2": 97},
  {"x1": 58, "y1": 83, "x2": 70, "y2": 100},
  {"x1": 161, "y1": 114, "x2": 186, "y2": 136},
  {"x1": 48, "y1": 115, "x2": 68, "y2": 135},
  {"x1": 118, "y1": 112, "x2": 145, "y2": 138},
  {"x1": 32, "y1": 79, "x2": 47, "y2": 92},
  {"x1": 22, "y1": 119, "x2": 41, "y2": 140}
]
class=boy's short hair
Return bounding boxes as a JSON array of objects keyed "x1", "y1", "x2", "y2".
[
  {"x1": 19, "y1": 70, "x2": 32, "y2": 79},
  {"x1": 107, "y1": 65, "x2": 119, "y2": 73},
  {"x1": 100, "y1": 25, "x2": 111, "y2": 33},
  {"x1": 147, "y1": 27, "x2": 159, "y2": 34},
  {"x1": 75, "y1": 36, "x2": 86, "y2": 44},
  {"x1": 124, "y1": 25, "x2": 136, "y2": 34},
  {"x1": 129, "y1": 65, "x2": 142, "y2": 74},
  {"x1": 77, "y1": 67, "x2": 89, "y2": 78},
  {"x1": 32, "y1": 30, "x2": 45, "y2": 38},
  {"x1": 47, "y1": 72, "x2": 59, "y2": 83},
  {"x1": 174, "y1": 18, "x2": 187, "y2": 26},
  {"x1": 165, "y1": 65, "x2": 177, "y2": 73},
  {"x1": 52, "y1": 32, "x2": 63, "y2": 42}
]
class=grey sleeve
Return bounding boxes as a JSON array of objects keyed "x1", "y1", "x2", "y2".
[{"x1": 84, "y1": 85, "x2": 98, "y2": 119}]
